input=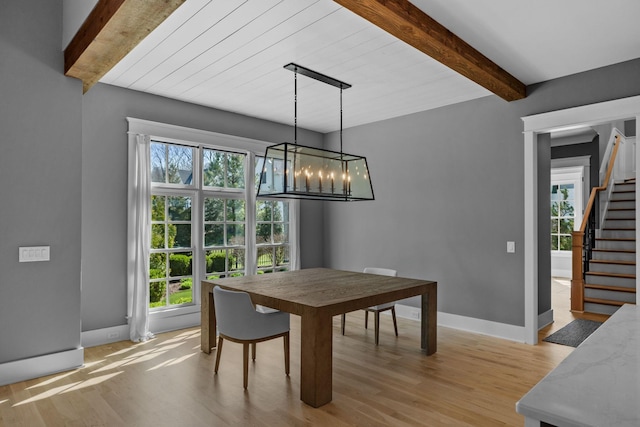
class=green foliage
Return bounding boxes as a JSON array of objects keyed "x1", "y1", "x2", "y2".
[
  {"x1": 206, "y1": 251, "x2": 235, "y2": 273},
  {"x1": 169, "y1": 253, "x2": 192, "y2": 276},
  {"x1": 179, "y1": 277, "x2": 192, "y2": 290},
  {"x1": 170, "y1": 289, "x2": 192, "y2": 305},
  {"x1": 149, "y1": 281, "x2": 165, "y2": 304}
]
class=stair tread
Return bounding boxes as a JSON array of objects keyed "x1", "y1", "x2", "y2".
[
  {"x1": 584, "y1": 297, "x2": 636, "y2": 307},
  {"x1": 590, "y1": 259, "x2": 636, "y2": 265},
  {"x1": 585, "y1": 283, "x2": 637, "y2": 293},
  {"x1": 592, "y1": 248, "x2": 636, "y2": 253},
  {"x1": 596, "y1": 237, "x2": 636, "y2": 241},
  {"x1": 586, "y1": 271, "x2": 636, "y2": 279}
]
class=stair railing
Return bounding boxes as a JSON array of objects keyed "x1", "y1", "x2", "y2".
[{"x1": 571, "y1": 133, "x2": 621, "y2": 312}]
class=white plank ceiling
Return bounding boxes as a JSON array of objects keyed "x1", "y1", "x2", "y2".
[{"x1": 100, "y1": 0, "x2": 640, "y2": 133}]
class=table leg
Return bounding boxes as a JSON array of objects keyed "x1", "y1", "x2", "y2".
[
  {"x1": 421, "y1": 285, "x2": 437, "y2": 355},
  {"x1": 201, "y1": 282, "x2": 217, "y2": 354},
  {"x1": 300, "y1": 310, "x2": 333, "y2": 407}
]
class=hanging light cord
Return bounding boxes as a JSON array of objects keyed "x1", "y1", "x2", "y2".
[
  {"x1": 340, "y1": 86, "x2": 343, "y2": 154},
  {"x1": 294, "y1": 69, "x2": 298, "y2": 145}
]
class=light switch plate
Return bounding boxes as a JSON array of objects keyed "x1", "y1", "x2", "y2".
[
  {"x1": 507, "y1": 241, "x2": 516, "y2": 253},
  {"x1": 19, "y1": 246, "x2": 50, "y2": 262}
]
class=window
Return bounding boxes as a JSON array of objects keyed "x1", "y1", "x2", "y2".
[
  {"x1": 150, "y1": 194, "x2": 194, "y2": 308},
  {"x1": 149, "y1": 142, "x2": 196, "y2": 309},
  {"x1": 134, "y1": 124, "x2": 297, "y2": 315},
  {"x1": 256, "y1": 200, "x2": 290, "y2": 272},
  {"x1": 550, "y1": 183, "x2": 576, "y2": 251}
]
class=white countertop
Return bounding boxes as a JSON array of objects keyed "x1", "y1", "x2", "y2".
[{"x1": 516, "y1": 304, "x2": 639, "y2": 427}]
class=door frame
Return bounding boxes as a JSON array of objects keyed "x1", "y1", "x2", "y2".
[{"x1": 522, "y1": 95, "x2": 640, "y2": 344}]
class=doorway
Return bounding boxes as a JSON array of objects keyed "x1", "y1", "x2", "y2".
[{"x1": 522, "y1": 95, "x2": 640, "y2": 344}]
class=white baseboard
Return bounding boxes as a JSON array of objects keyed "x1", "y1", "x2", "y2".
[
  {"x1": 396, "y1": 304, "x2": 526, "y2": 343},
  {"x1": 149, "y1": 312, "x2": 200, "y2": 335},
  {"x1": 538, "y1": 309, "x2": 554, "y2": 330},
  {"x1": 82, "y1": 312, "x2": 201, "y2": 348},
  {"x1": 82, "y1": 325, "x2": 130, "y2": 348},
  {"x1": 0, "y1": 348, "x2": 84, "y2": 386}
]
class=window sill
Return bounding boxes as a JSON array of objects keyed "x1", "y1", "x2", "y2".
[{"x1": 150, "y1": 304, "x2": 200, "y2": 320}]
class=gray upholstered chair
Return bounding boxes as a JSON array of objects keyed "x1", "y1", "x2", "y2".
[
  {"x1": 341, "y1": 267, "x2": 398, "y2": 345},
  {"x1": 213, "y1": 286, "x2": 290, "y2": 388}
]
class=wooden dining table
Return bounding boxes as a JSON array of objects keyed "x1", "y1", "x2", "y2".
[{"x1": 201, "y1": 268, "x2": 437, "y2": 407}]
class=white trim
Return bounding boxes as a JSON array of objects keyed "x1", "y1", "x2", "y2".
[
  {"x1": 524, "y1": 130, "x2": 538, "y2": 344},
  {"x1": 82, "y1": 325, "x2": 129, "y2": 348},
  {"x1": 149, "y1": 312, "x2": 200, "y2": 336},
  {"x1": 395, "y1": 304, "x2": 526, "y2": 343},
  {"x1": 522, "y1": 94, "x2": 640, "y2": 345},
  {"x1": 126, "y1": 117, "x2": 274, "y2": 155},
  {"x1": 522, "y1": 96, "x2": 640, "y2": 133},
  {"x1": 82, "y1": 311, "x2": 201, "y2": 348},
  {"x1": 550, "y1": 156, "x2": 590, "y2": 169},
  {"x1": 538, "y1": 309, "x2": 554, "y2": 330},
  {"x1": 394, "y1": 304, "x2": 422, "y2": 321},
  {"x1": 0, "y1": 348, "x2": 84, "y2": 386},
  {"x1": 438, "y1": 311, "x2": 526, "y2": 343}
]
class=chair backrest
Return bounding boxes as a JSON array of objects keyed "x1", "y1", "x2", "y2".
[
  {"x1": 213, "y1": 286, "x2": 261, "y2": 340},
  {"x1": 363, "y1": 267, "x2": 397, "y2": 277}
]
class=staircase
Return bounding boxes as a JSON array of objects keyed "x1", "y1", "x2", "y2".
[{"x1": 584, "y1": 179, "x2": 637, "y2": 315}]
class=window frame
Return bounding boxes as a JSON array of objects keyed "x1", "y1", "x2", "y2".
[
  {"x1": 550, "y1": 167, "x2": 584, "y2": 253},
  {"x1": 127, "y1": 118, "x2": 299, "y2": 323}
]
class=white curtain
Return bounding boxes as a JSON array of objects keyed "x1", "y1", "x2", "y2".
[
  {"x1": 289, "y1": 199, "x2": 301, "y2": 271},
  {"x1": 128, "y1": 134, "x2": 155, "y2": 342}
]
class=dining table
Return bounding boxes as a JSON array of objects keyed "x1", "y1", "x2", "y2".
[{"x1": 201, "y1": 267, "x2": 437, "y2": 407}]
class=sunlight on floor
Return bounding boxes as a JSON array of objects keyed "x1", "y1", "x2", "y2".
[{"x1": 9, "y1": 329, "x2": 203, "y2": 409}]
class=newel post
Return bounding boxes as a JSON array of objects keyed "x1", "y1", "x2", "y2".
[{"x1": 571, "y1": 231, "x2": 585, "y2": 312}]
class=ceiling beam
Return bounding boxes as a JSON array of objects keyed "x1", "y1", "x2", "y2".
[
  {"x1": 333, "y1": 0, "x2": 526, "y2": 101},
  {"x1": 64, "y1": 0, "x2": 185, "y2": 93}
]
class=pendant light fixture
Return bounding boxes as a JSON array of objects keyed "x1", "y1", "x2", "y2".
[{"x1": 256, "y1": 63, "x2": 374, "y2": 201}]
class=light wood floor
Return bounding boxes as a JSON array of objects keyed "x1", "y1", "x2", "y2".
[{"x1": 0, "y1": 282, "x2": 609, "y2": 426}]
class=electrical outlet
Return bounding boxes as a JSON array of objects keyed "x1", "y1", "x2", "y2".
[
  {"x1": 107, "y1": 332, "x2": 120, "y2": 340},
  {"x1": 410, "y1": 310, "x2": 421, "y2": 320}
]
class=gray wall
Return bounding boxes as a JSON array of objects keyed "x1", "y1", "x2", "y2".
[
  {"x1": 0, "y1": 0, "x2": 82, "y2": 363},
  {"x1": 323, "y1": 96, "x2": 526, "y2": 325},
  {"x1": 81, "y1": 83, "x2": 324, "y2": 331},
  {"x1": 323, "y1": 58, "x2": 640, "y2": 327},
  {"x1": 537, "y1": 134, "x2": 551, "y2": 316}
]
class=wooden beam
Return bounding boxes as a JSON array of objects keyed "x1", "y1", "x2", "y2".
[
  {"x1": 64, "y1": 0, "x2": 185, "y2": 93},
  {"x1": 333, "y1": 0, "x2": 526, "y2": 101}
]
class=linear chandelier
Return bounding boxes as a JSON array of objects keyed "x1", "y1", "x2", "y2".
[{"x1": 256, "y1": 63, "x2": 374, "y2": 201}]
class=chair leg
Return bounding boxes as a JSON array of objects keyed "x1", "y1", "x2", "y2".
[
  {"x1": 283, "y1": 332, "x2": 290, "y2": 376},
  {"x1": 341, "y1": 314, "x2": 346, "y2": 335},
  {"x1": 365, "y1": 310, "x2": 369, "y2": 329},
  {"x1": 251, "y1": 342, "x2": 256, "y2": 361},
  {"x1": 243, "y1": 343, "x2": 249, "y2": 389},
  {"x1": 214, "y1": 337, "x2": 224, "y2": 374},
  {"x1": 374, "y1": 312, "x2": 380, "y2": 345},
  {"x1": 391, "y1": 307, "x2": 398, "y2": 336}
]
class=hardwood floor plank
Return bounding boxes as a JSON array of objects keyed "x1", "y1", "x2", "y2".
[{"x1": 1, "y1": 298, "x2": 590, "y2": 426}]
